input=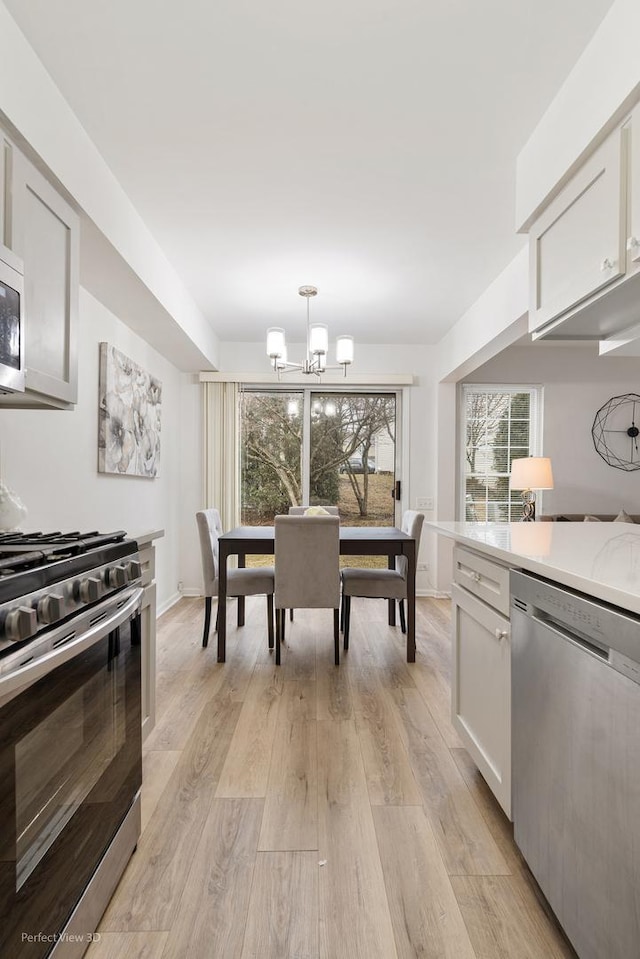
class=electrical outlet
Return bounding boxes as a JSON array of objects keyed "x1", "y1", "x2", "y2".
[
  {"x1": 417, "y1": 562, "x2": 429, "y2": 572},
  {"x1": 416, "y1": 497, "x2": 434, "y2": 510},
  {"x1": 178, "y1": 580, "x2": 184, "y2": 593}
]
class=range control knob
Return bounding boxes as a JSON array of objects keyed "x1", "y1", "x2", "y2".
[
  {"x1": 5, "y1": 606, "x2": 38, "y2": 642},
  {"x1": 106, "y1": 565, "x2": 129, "y2": 589},
  {"x1": 37, "y1": 593, "x2": 66, "y2": 625},
  {"x1": 126, "y1": 560, "x2": 143, "y2": 581},
  {"x1": 79, "y1": 577, "x2": 103, "y2": 604}
]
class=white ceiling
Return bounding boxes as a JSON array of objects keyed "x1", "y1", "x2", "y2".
[{"x1": 5, "y1": 0, "x2": 614, "y2": 345}]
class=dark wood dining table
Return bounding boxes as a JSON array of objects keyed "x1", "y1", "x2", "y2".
[{"x1": 216, "y1": 525, "x2": 417, "y2": 663}]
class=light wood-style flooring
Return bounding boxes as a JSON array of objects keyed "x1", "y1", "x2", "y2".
[{"x1": 88, "y1": 596, "x2": 577, "y2": 959}]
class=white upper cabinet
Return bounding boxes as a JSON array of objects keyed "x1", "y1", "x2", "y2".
[
  {"x1": 8, "y1": 149, "x2": 79, "y2": 407},
  {"x1": 628, "y1": 103, "x2": 640, "y2": 274},
  {"x1": 0, "y1": 133, "x2": 11, "y2": 247},
  {"x1": 529, "y1": 131, "x2": 626, "y2": 334},
  {"x1": 529, "y1": 101, "x2": 640, "y2": 342}
]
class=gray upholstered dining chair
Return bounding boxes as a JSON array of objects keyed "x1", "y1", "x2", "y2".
[
  {"x1": 340, "y1": 510, "x2": 424, "y2": 649},
  {"x1": 196, "y1": 509, "x2": 275, "y2": 649},
  {"x1": 286, "y1": 508, "x2": 339, "y2": 622},
  {"x1": 274, "y1": 514, "x2": 341, "y2": 666},
  {"x1": 285, "y1": 508, "x2": 340, "y2": 622},
  {"x1": 288, "y1": 506, "x2": 340, "y2": 515}
]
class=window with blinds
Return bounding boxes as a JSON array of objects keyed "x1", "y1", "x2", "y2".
[{"x1": 461, "y1": 385, "x2": 542, "y2": 522}]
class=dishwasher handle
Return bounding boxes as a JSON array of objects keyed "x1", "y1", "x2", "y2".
[
  {"x1": 530, "y1": 612, "x2": 609, "y2": 662},
  {"x1": 527, "y1": 608, "x2": 640, "y2": 685},
  {"x1": 510, "y1": 569, "x2": 640, "y2": 670}
]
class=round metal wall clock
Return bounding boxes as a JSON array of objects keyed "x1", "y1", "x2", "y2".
[{"x1": 592, "y1": 393, "x2": 640, "y2": 471}]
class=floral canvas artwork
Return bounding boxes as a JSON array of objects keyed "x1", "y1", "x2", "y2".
[{"x1": 98, "y1": 343, "x2": 162, "y2": 478}]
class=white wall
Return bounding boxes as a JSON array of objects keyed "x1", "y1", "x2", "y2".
[
  {"x1": 467, "y1": 344, "x2": 640, "y2": 515},
  {"x1": 180, "y1": 342, "x2": 445, "y2": 595},
  {"x1": 437, "y1": 246, "x2": 529, "y2": 383},
  {"x1": 179, "y1": 376, "x2": 203, "y2": 596},
  {"x1": 0, "y1": 288, "x2": 185, "y2": 610},
  {"x1": 434, "y1": 381, "x2": 456, "y2": 591},
  {"x1": 0, "y1": 0, "x2": 218, "y2": 370},
  {"x1": 431, "y1": 247, "x2": 530, "y2": 590}
]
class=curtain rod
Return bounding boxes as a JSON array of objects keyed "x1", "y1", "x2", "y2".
[{"x1": 199, "y1": 372, "x2": 415, "y2": 385}]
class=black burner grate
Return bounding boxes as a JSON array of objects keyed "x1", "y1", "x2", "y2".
[
  {"x1": 0, "y1": 531, "x2": 126, "y2": 548},
  {"x1": 0, "y1": 531, "x2": 135, "y2": 604}
]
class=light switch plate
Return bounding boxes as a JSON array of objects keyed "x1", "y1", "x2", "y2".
[{"x1": 416, "y1": 497, "x2": 434, "y2": 510}]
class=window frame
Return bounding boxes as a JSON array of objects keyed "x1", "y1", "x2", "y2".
[{"x1": 458, "y1": 383, "x2": 544, "y2": 522}]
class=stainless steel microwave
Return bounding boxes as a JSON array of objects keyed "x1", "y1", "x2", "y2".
[{"x1": 0, "y1": 245, "x2": 25, "y2": 393}]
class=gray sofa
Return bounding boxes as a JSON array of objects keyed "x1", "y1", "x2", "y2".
[{"x1": 540, "y1": 514, "x2": 640, "y2": 523}]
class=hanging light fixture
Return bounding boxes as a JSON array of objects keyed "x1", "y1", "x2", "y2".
[{"x1": 266, "y1": 286, "x2": 355, "y2": 377}]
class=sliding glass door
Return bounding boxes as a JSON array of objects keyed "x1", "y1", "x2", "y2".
[
  {"x1": 309, "y1": 392, "x2": 396, "y2": 526},
  {"x1": 240, "y1": 390, "x2": 303, "y2": 525},
  {"x1": 241, "y1": 389, "x2": 397, "y2": 528}
]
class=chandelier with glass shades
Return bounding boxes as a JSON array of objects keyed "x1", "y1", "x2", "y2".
[{"x1": 266, "y1": 286, "x2": 355, "y2": 377}]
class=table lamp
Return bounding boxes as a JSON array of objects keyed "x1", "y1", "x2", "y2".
[{"x1": 510, "y1": 457, "x2": 554, "y2": 522}]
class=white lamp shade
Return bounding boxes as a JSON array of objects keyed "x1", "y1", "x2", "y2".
[
  {"x1": 276, "y1": 344, "x2": 288, "y2": 368},
  {"x1": 267, "y1": 327, "x2": 286, "y2": 358},
  {"x1": 336, "y1": 335, "x2": 354, "y2": 365},
  {"x1": 510, "y1": 456, "x2": 554, "y2": 490},
  {"x1": 309, "y1": 324, "x2": 328, "y2": 355}
]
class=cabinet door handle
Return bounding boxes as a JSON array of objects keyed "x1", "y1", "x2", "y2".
[
  {"x1": 495, "y1": 628, "x2": 508, "y2": 642},
  {"x1": 473, "y1": 572, "x2": 481, "y2": 582},
  {"x1": 600, "y1": 257, "x2": 616, "y2": 271}
]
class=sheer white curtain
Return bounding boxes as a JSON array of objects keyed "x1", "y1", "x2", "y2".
[{"x1": 202, "y1": 381, "x2": 240, "y2": 530}]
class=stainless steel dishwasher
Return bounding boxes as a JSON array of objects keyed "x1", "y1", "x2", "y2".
[{"x1": 511, "y1": 570, "x2": 640, "y2": 959}]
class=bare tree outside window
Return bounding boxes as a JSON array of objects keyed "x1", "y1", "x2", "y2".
[
  {"x1": 310, "y1": 394, "x2": 395, "y2": 520},
  {"x1": 462, "y1": 386, "x2": 541, "y2": 522},
  {"x1": 465, "y1": 391, "x2": 510, "y2": 473},
  {"x1": 240, "y1": 390, "x2": 396, "y2": 526},
  {"x1": 241, "y1": 391, "x2": 303, "y2": 524}
]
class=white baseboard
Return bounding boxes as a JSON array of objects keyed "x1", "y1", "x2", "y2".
[
  {"x1": 417, "y1": 589, "x2": 451, "y2": 599},
  {"x1": 159, "y1": 588, "x2": 448, "y2": 614},
  {"x1": 157, "y1": 592, "x2": 182, "y2": 616},
  {"x1": 157, "y1": 588, "x2": 203, "y2": 617}
]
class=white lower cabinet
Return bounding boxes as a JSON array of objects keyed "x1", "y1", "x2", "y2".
[
  {"x1": 134, "y1": 530, "x2": 162, "y2": 741},
  {"x1": 451, "y1": 579, "x2": 511, "y2": 818},
  {"x1": 140, "y1": 581, "x2": 157, "y2": 741}
]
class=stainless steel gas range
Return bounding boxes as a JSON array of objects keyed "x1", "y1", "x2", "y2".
[{"x1": 0, "y1": 530, "x2": 143, "y2": 959}]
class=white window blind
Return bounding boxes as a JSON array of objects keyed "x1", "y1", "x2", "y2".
[{"x1": 460, "y1": 385, "x2": 542, "y2": 522}]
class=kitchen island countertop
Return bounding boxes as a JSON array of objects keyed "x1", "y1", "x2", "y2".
[{"x1": 427, "y1": 521, "x2": 640, "y2": 615}]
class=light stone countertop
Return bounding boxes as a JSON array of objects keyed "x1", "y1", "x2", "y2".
[
  {"x1": 131, "y1": 529, "x2": 164, "y2": 546},
  {"x1": 427, "y1": 521, "x2": 640, "y2": 616}
]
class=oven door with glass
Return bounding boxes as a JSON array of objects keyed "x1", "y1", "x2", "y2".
[{"x1": 0, "y1": 587, "x2": 142, "y2": 959}]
